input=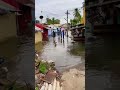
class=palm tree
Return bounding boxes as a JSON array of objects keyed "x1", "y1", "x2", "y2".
[
  {"x1": 52, "y1": 17, "x2": 55, "y2": 24},
  {"x1": 73, "y1": 8, "x2": 81, "y2": 24}
]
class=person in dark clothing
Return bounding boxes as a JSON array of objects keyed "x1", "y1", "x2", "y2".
[
  {"x1": 62, "y1": 30, "x2": 64, "y2": 39},
  {"x1": 57, "y1": 28, "x2": 59, "y2": 35},
  {"x1": 57, "y1": 28, "x2": 60, "y2": 36},
  {"x1": 52, "y1": 31, "x2": 56, "y2": 38},
  {"x1": 60, "y1": 28, "x2": 62, "y2": 39}
]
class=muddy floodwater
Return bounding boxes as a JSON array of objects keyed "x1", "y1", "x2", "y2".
[{"x1": 36, "y1": 35, "x2": 85, "y2": 72}]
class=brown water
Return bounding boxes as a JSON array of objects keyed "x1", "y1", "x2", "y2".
[
  {"x1": 86, "y1": 34, "x2": 120, "y2": 90},
  {"x1": 36, "y1": 35, "x2": 85, "y2": 72}
]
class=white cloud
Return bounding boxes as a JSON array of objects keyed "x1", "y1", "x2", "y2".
[{"x1": 35, "y1": 0, "x2": 84, "y2": 24}]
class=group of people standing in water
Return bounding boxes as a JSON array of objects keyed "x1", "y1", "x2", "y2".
[{"x1": 52, "y1": 27, "x2": 66, "y2": 39}]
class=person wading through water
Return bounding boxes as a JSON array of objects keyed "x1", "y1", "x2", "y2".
[
  {"x1": 60, "y1": 27, "x2": 65, "y2": 39},
  {"x1": 52, "y1": 31, "x2": 56, "y2": 38},
  {"x1": 52, "y1": 31, "x2": 57, "y2": 47}
]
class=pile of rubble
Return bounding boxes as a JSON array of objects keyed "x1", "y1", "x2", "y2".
[{"x1": 35, "y1": 59, "x2": 63, "y2": 90}]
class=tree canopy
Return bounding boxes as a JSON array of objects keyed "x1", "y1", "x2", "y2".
[
  {"x1": 70, "y1": 8, "x2": 82, "y2": 26},
  {"x1": 46, "y1": 17, "x2": 60, "y2": 25}
]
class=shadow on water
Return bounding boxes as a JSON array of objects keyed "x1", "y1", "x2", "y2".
[
  {"x1": 67, "y1": 42, "x2": 85, "y2": 56},
  {"x1": 86, "y1": 34, "x2": 120, "y2": 90}
]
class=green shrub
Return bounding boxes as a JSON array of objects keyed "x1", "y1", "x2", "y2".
[
  {"x1": 39, "y1": 62, "x2": 48, "y2": 74},
  {"x1": 35, "y1": 87, "x2": 39, "y2": 90}
]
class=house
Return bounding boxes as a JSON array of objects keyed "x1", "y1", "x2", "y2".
[
  {"x1": 16, "y1": 0, "x2": 35, "y2": 36},
  {"x1": 36, "y1": 23, "x2": 48, "y2": 41},
  {"x1": 0, "y1": 0, "x2": 18, "y2": 42},
  {"x1": 42, "y1": 26, "x2": 48, "y2": 41},
  {"x1": 53, "y1": 24, "x2": 61, "y2": 27},
  {"x1": 0, "y1": 0, "x2": 34, "y2": 59},
  {"x1": 35, "y1": 25, "x2": 43, "y2": 44},
  {"x1": 0, "y1": 0, "x2": 35, "y2": 40},
  {"x1": 81, "y1": 4, "x2": 85, "y2": 26}
]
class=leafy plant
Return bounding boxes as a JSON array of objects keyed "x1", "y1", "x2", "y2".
[
  {"x1": 39, "y1": 62, "x2": 48, "y2": 74},
  {"x1": 35, "y1": 87, "x2": 39, "y2": 90}
]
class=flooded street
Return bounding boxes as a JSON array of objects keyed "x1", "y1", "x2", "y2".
[
  {"x1": 35, "y1": 32, "x2": 85, "y2": 90},
  {"x1": 86, "y1": 34, "x2": 120, "y2": 90},
  {"x1": 36, "y1": 33, "x2": 85, "y2": 72}
]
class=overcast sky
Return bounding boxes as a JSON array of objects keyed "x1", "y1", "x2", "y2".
[{"x1": 35, "y1": 0, "x2": 84, "y2": 24}]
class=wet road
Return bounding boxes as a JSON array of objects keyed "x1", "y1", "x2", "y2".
[
  {"x1": 36, "y1": 34, "x2": 85, "y2": 72},
  {"x1": 86, "y1": 34, "x2": 120, "y2": 90}
]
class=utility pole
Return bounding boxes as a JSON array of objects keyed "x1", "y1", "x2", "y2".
[{"x1": 65, "y1": 10, "x2": 70, "y2": 37}]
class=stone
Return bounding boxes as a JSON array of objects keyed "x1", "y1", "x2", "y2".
[
  {"x1": 45, "y1": 70, "x2": 57, "y2": 84},
  {"x1": 35, "y1": 69, "x2": 39, "y2": 74}
]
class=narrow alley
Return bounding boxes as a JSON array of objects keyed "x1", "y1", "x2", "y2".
[
  {"x1": 36, "y1": 33, "x2": 85, "y2": 72},
  {"x1": 35, "y1": 32, "x2": 85, "y2": 90}
]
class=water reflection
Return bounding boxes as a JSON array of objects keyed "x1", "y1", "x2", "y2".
[
  {"x1": 86, "y1": 34, "x2": 120, "y2": 90},
  {"x1": 68, "y1": 42, "x2": 85, "y2": 56},
  {"x1": 36, "y1": 36, "x2": 85, "y2": 72},
  {"x1": 58, "y1": 36, "x2": 60, "y2": 43},
  {"x1": 53, "y1": 38, "x2": 57, "y2": 47}
]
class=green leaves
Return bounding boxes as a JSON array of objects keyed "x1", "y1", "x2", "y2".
[
  {"x1": 70, "y1": 8, "x2": 83, "y2": 26},
  {"x1": 46, "y1": 17, "x2": 60, "y2": 25},
  {"x1": 39, "y1": 62, "x2": 48, "y2": 74},
  {"x1": 71, "y1": 8, "x2": 82, "y2": 25},
  {"x1": 70, "y1": 19, "x2": 78, "y2": 26},
  {"x1": 35, "y1": 87, "x2": 39, "y2": 90}
]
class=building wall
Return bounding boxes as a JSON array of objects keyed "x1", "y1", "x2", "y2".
[
  {"x1": 17, "y1": 4, "x2": 32, "y2": 35},
  {"x1": 81, "y1": 6, "x2": 85, "y2": 25},
  {"x1": 35, "y1": 32, "x2": 43, "y2": 44},
  {"x1": 83, "y1": 7, "x2": 85, "y2": 25},
  {"x1": 0, "y1": 13, "x2": 17, "y2": 42}
]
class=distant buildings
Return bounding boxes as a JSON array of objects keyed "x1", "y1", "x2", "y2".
[
  {"x1": 35, "y1": 23, "x2": 49, "y2": 42},
  {"x1": 35, "y1": 24, "x2": 43, "y2": 43}
]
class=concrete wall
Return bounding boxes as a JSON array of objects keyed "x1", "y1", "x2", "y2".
[
  {"x1": 0, "y1": 13, "x2": 17, "y2": 42},
  {"x1": 35, "y1": 32, "x2": 43, "y2": 44},
  {"x1": 83, "y1": 7, "x2": 85, "y2": 25}
]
